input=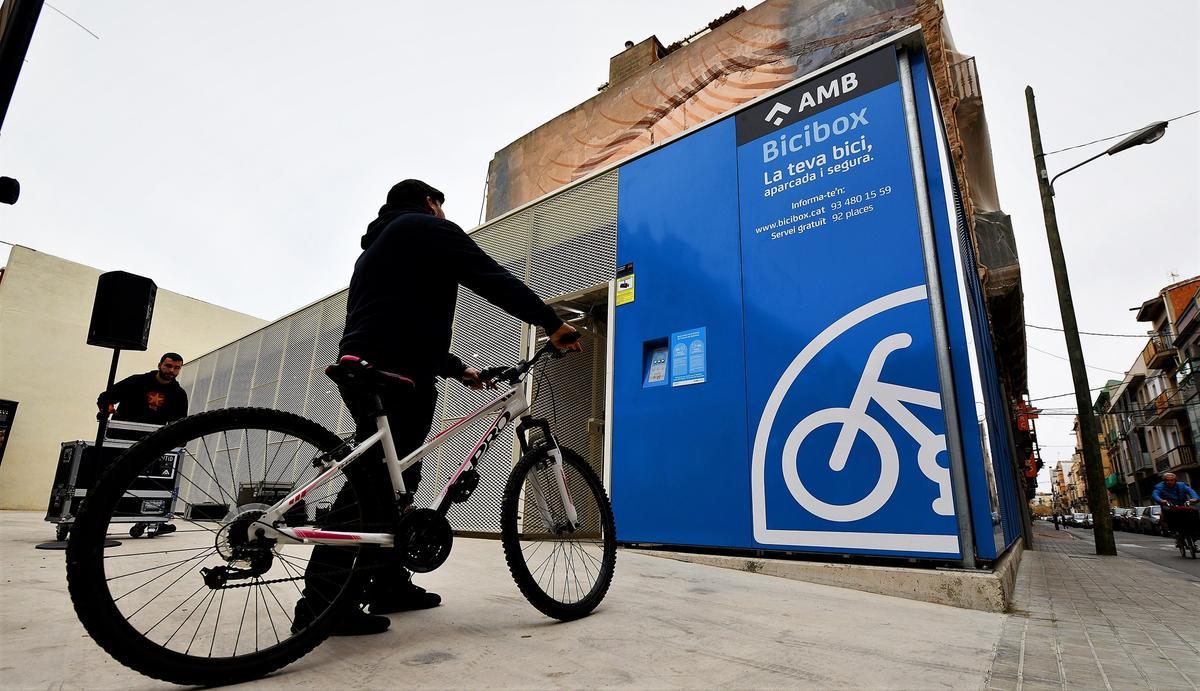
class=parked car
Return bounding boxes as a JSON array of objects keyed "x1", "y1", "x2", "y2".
[
  {"x1": 1137, "y1": 505, "x2": 1166, "y2": 535},
  {"x1": 1071, "y1": 513, "x2": 1088, "y2": 528},
  {"x1": 1112, "y1": 507, "x2": 1134, "y2": 531}
]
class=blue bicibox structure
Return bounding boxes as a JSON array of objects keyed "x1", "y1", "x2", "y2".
[{"x1": 610, "y1": 30, "x2": 1023, "y2": 565}]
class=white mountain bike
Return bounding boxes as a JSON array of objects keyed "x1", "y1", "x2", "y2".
[{"x1": 66, "y1": 336, "x2": 616, "y2": 686}]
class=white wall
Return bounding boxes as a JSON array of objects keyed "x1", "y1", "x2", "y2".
[{"x1": 0, "y1": 246, "x2": 268, "y2": 510}]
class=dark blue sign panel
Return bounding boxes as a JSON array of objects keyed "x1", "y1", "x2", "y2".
[{"x1": 736, "y1": 47, "x2": 961, "y2": 558}]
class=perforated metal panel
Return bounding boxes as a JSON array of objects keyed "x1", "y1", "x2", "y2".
[
  {"x1": 179, "y1": 168, "x2": 618, "y2": 535},
  {"x1": 529, "y1": 172, "x2": 618, "y2": 300},
  {"x1": 530, "y1": 317, "x2": 607, "y2": 478}
]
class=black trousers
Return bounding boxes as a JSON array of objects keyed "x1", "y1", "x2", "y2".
[{"x1": 302, "y1": 381, "x2": 438, "y2": 608}]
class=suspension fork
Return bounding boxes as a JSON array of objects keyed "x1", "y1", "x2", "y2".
[{"x1": 515, "y1": 417, "x2": 580, "y2": 530}]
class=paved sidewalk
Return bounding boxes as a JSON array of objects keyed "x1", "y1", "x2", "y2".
[
  {"x1": 985, "y1": 522, "x2": 1200, "y2": 690},
  {"x1": 1, "y1": 510, "x2": 1001, "y2": 689}
]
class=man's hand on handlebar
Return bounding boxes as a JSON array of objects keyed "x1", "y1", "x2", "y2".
[
  {"x1": 550, "y1": 323, "x2": 582, "y2": 351},
  {"x1": 461, "y1": 367, "x2": 493, "y2": 390}
]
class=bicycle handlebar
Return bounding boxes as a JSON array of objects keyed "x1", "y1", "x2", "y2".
[{"x1": 477, "y1": 334, "x2": 580, "y2": 387}]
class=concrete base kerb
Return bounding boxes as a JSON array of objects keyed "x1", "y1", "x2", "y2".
[{"x1": 630, "y1": 538, "x2": 1024, "y2": 613}]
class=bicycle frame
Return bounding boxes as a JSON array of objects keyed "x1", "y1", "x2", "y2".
[{"x1": 251, "y1": 378, "x2": 549, "y2": 548}]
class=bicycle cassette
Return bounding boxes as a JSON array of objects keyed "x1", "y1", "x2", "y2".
[{"x1": 396, "y1": 508, "x2": 453, "y2": 573}]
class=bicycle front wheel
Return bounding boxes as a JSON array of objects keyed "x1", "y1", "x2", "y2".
[
  {"x1": 66, "y1": 407, "x2": 379, "y2": 686},
  {"x1": 500, "y1": 442, "x2": 616, "y2": 620}
]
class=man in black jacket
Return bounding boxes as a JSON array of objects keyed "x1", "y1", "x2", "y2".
[
  {"x1": 96, "y1": 352, "x2": 188, "y2": 425},
  {"x1": 300, "y1": 180, "x2": 578, "y2": 636}
]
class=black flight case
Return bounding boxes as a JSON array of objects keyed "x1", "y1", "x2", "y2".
[{"x1": 44, "y1": 420, "x2": 182, "y2": 541}]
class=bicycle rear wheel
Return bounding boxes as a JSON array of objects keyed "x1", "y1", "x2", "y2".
[
  {"x1": 500, "y1": 442, "x2": 616, "y2": 620},
  {"x1": 66, "y1": 407, "x2": 379, "y2": 685}
]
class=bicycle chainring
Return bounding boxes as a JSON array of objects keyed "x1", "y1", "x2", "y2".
[{"x1": 396, "y1": 508, "x2": 453, "y2": 573}]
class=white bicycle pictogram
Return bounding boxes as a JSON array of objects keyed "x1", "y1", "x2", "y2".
[{"x1": 782, "y1": 332, "x2": 954, "y2": 522}]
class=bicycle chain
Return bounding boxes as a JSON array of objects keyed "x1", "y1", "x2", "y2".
[{"x1": 213, "y1": 560, "x2": 387, "y2": 590}]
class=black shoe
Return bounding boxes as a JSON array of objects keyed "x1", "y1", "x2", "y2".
[
  {"x1": 368, "y1": 583, "x2": 442, "y2": 615},
  {"x1": 291, "y1": 602, "x2": 390, "y2": 636},
  {"x1": 152, "y1": 523, "x2": 176, "y2": 536}
]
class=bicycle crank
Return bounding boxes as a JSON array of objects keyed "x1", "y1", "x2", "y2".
[{"x1": 396, "y1": 508, "x2": 453, "y2": 573}]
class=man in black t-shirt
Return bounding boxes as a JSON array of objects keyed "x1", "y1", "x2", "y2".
[{"x1": 97, "y1": 352, "x2": 189, "y2": 425}]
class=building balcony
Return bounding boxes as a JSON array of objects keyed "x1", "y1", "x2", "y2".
[
  {"x1": 948, "y1": 56, "x2": 981, "y2": 101},
  {"x1": 1142, "y1": 331, "x2": 1176, "y2": 369},
  {"x1": 1156, "y1": 445, "x2": 1196, "y2": 471},
  {"x1": 1131, "y1": 451, "x2": 1154, "y2": 473},
  {"x1": 1175, "y1": 357, "x2": 1197, "y2": 402},
  {"x1": 1143, "y1": 389, "x2": 1190, "y2": 425}
]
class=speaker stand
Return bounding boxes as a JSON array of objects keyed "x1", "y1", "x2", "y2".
[{"x1": 95, "y1": 348, "x2": 121, "y2": 447}]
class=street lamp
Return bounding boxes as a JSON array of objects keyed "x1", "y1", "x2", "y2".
[
  {"x1": 1049, "y1": 121, "x2": 1169, "y2": 194},
  {"x1": 1024, "y1": 87, "x2": 1169, "y2": 556}
]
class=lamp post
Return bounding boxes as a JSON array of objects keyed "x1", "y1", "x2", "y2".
[{"x1": 1025, "y1": 86, "x2": 1168, "y2": 556}]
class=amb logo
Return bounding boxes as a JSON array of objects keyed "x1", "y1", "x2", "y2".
[{"x1": 762, "y1": 71, "x2": 861, "y2": 127}]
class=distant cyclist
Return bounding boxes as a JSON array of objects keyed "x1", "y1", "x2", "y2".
[{"x1": 1152, "y1": 472, "x2": 1199, "y2": 548}]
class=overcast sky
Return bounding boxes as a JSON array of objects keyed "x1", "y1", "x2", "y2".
[{"x1": 2, "y1": 2, "x2": 1197, "y2": 494}]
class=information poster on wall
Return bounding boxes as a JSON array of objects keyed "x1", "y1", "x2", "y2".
[
  {"x1": 735, "y1": 46, "x2": 961, "y2": 558},
  {"x1": 670, "y1": 327, "x2": 707, "y2": 387}
]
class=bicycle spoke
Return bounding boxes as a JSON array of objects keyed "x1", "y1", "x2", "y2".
[
  {"x1": 115, "y1": 547, "x2": 216, "y2": 604},
  {"x1": 185, "y1": 586, "x2": 219, "y2": 655},
  {"x1": 259, "y1": 432, "x2": 290, "y2": 491},
  {"x1": 265, "y1": 441, "x2": 306, "y2": 490},
  {"x1": 245, "y1": 428, "x2": 255, "y2": 493},
  {"x1": 262, "y1": 576, "x2": 295, "y2": 629},
  {"x1": 222, "y1": 431, "x2": 238, "y2": 508},
  {"x1": 233, "y1": 585, "x2": 252, "y2": 657},
  {"x1": 208, "y1": 588, "x2": 224, "y2": 658},
  {"x1": 176, "y1": 459, "x2": 238, "y2": 514},
  {"x1": 147, "y1": 581, "x2": 209, "y2": 638},
  {"x1": 197, "y1": 436, "x2": 237, "y2": 507},
  {"x1": 108, "y1": 551, "x2": 217, "y2": 582},
  {"x1": 165, "y1": 585, "x2": 217, "y2": 648},
  {"x1": 105, "y1": 544, "x2": 217, "y2": 560}
]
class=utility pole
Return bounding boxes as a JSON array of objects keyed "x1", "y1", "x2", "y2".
[{"x1": 1025, "y1": 87, "x2": 1115, "y2": 555}]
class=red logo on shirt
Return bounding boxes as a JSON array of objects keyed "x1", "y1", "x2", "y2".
[{"x1": 146, "y1": 392, "x2": 165, "y2": 410}]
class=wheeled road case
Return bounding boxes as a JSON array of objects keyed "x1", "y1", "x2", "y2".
[{"x1": 45, "y1": 420, "x2": 182, "y2": 541}]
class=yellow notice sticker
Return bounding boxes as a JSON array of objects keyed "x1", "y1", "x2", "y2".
[{"x1": 615, "y1": 274, "x2": 635, "y2": 306}]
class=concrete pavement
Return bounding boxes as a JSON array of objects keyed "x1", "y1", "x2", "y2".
[
  {"x1": 985, "y1": 522, "x2": 1200, "y2": 690},
  {"x1": 8, "y1": 510, "x2": 1199, "y2": 689},
  {"x1": 1, "y1": 510, "x2": 1002, "y2": 689}
]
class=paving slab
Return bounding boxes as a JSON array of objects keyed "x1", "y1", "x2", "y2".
[
  {"x1": 0, "y1": 511, "x2": 1003, "y2": 689},
  {"x1": 984, "y1": 522, "x2": 1200, "y2": 690}
]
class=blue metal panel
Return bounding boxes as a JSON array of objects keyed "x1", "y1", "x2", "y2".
[
  {"x1": 907, "y1": 52, "x2": 998, "y2": 560},
  {"x1": 910, "y1": 51, "x2": 1021, "y2": 557},
  {"x1": 611, "y1": 118, "x2": 753, "y2": 547},
  {"x1": 737, "y1": 47, "x2": 960, "y2": 558}
]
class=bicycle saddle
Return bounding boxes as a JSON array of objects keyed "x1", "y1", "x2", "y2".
[{"x1": 324, "y1": 355, "x2": 415, "y2": 391}]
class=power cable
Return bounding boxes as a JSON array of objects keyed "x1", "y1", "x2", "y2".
[
  {"x1": 1028, "y1": 387, "x2": 1108, "y2": 402},
  {"x1": 45, "y1": 2, "x2": 100, "y2": 40},
  {"x1": 1026, "y1": 323, "x2": 1147, "y2": 339},
  {"x1": 1026, "y1": 344, "x2": 1127, "y2": 375},
  {"x1": 1043, "y1": 109, "x2": 1199, "y2": 156}
]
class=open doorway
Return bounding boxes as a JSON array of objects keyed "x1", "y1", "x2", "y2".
[{"x1": 528, "y1": 282, "x2": 611, "y2": 487}]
